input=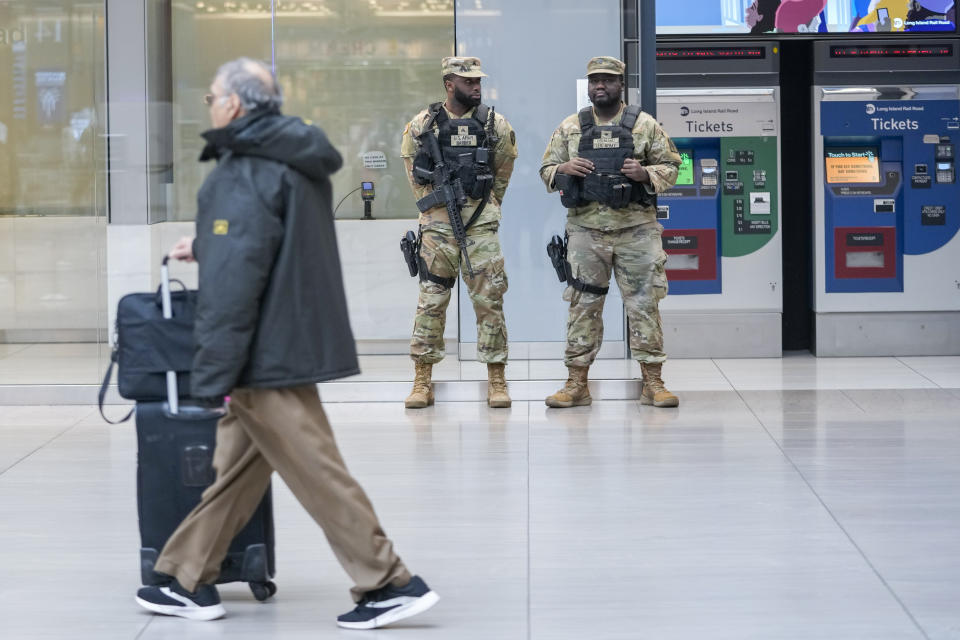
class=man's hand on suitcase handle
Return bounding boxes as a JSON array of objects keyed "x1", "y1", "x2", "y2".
[{"x1": 170, "y1": 236, "x2": 196, "y2": 263}]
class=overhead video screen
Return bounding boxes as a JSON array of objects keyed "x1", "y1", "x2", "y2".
[
  {"x1": 656, "y1": 0, "x2": 957, "y2": 35},
  {"x1": 825, "y1": 148, "x2": 881, "y2": 184},
  {"x1": 676, "y1": 150, "x2": 695, "y2": 185}
]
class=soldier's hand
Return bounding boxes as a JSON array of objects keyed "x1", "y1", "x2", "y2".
[
  {"x1": 622, "y1": 158, "x2": 649, "y2": 183},
  {"x1": 557, "y1": 158, "x2": 594, "y2": 177}
]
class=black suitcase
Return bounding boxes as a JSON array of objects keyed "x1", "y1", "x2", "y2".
[
  {"x1": 134, "y1": 257, "x2": 276, "y2": 601},
  {"x1": 135, "y1": 402, "x2": 277, "y2": 601}
]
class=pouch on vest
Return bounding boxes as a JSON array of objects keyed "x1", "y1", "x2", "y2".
[{"x1": 555, "y1": 173, "x2": 582, "y2": 209}]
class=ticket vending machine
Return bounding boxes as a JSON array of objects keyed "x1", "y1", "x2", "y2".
[
  {"x1": 813, "y1": 41, "x2": 960, "y2": 355},
  {"x1": 655, "y1": 42, "x2": 782, "y2": 357}
]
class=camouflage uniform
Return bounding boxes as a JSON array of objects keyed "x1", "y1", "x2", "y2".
[
  {"x1": 540, "y1": 68, "x2": 681, "y2": 368},
  {"x1": 401, "y1": 82, "x2": 518, "y2": 365}
]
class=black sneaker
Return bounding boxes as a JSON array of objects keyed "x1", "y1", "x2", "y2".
[
  {"x1": 135, "y1": 579, "x2": 226, "y2": 621},
  {"x1": 337, "y1": 575, "x2": 439, "y2": 630}
]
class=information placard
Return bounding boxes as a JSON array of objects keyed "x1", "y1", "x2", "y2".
[{"x1": 825, "y1": 149, "x2": 881, "y2": 184}]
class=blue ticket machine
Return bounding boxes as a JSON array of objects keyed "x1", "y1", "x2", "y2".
[
  {"x1": 813, "y1": 41, "x2": 960, "y2": 355},
  {"x1": 656, "y1": 42, "x2": 782, "y2": 357}
]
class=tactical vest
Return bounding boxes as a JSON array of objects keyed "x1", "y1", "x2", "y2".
[
  {"x1": 559, "y1": 104, "x2": 651, "y2": 209},
  {"x1": 413, "y1": 102, "x2": 495, "y2": 201}
]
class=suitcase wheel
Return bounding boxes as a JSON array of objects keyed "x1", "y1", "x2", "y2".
[{"x1": 250, "y1": 580, "x2": 277, "y2": 602}]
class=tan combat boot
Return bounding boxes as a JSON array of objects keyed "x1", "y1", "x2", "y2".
[
  {"x1": 545, "y1": 365, "x2": 592, "y2": 408},
  {"x1": 640, "y1": 362, "x2": 679, "y2": 408},
  {"x1": 487, "y1": 363, "x2": 512, "y2": 408},
  {"x1": 404, "y1": 362, "x2": 435, "y2": 409}
]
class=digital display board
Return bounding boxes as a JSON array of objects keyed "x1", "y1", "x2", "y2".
[
  {"x1": 676, "y1": 150, "x2": 695, "y2": 185},
  {"x1": 657, "y1": 46, "x2": 766, "y2": 60},
  {"x1": 825, "y1": 148, "x2": 881, "y2": 184},
  {"x1": 830, "y1": 44, "x2": 954, "y2": 57},
  {"x1": 656, "y1": 0, "x2": 957, "y2": 36}
]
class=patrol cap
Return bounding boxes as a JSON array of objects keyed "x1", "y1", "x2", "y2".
[
  {"x1": 586, "y1": 56, "x2": 626, "y2": 77},
  {"x1": 442, "y1": 56, "x2": 488, "y2": 78}
]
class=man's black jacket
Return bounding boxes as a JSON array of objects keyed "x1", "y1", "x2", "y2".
[{"x1": 190, "y1": 109, "x2": 360, "y2": 397}]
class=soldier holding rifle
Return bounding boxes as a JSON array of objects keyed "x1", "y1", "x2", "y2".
[{"x1": 400, "y1": 57, "x2": 518, "y2": 409}]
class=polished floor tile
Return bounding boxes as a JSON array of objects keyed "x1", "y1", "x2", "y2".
[
  {"x1": 1, "y1": 371, "x2": 959, "y2": 638},
  {"x1": 3, "y1": 345, "x2": 960, "y2": 394},
  {"x1": 897, "y1": 356, "x2": 960, "y2": 389},
  {"x1": 715, "y1": 355, "x2": 940, "y2": 391}
]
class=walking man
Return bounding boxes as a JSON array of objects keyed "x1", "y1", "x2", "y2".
[{"x1": 134, "y1": 58, "x2": 438, "y2": 630}]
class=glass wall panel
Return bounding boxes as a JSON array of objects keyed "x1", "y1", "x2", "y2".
[
  {"x1": 0, "y1": 0, "x2": 108, "y2": 384},
  {"x1": 456, "y1": 0, "x2": 627, "y2": 359},
  {"x1": 161, "y1": 1, "x2": 273, "y2": 223},
  {"x1": 275, "y1": 0, "x2": 454, "y2": 220},
  {"x1": 157, "y1": 1, "x2": 452, "y2": 223}
]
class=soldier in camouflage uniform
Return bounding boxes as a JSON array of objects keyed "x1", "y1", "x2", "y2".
[
  {"x1": 540, "y1": 56, "x2": 682, "y2": 408},
  {"x1": 400, "y1": 56, "x2": 518, "y2": 409}
]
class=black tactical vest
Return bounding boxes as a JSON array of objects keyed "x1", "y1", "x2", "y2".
[
  {"x1": 562, "y1": 104, "x2": 650, "y2": 209},
  {"x1": 413, "y1": 102, "x2": 495, "y2": 201}
]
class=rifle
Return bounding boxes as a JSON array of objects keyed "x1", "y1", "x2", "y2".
[{"x1": 413, "y1": 130, "x2": 475, "y2": 278}]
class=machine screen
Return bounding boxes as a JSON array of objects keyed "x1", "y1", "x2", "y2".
[
  {"x1": 656, "y1": 0, "x2": 958, "y2": 35},
  {"x1": 360, "y1": 181, "x2": 375, "y2": 200},
  {"x1": 676, "y1": 150, "x2": 695, "y2": 185},
  {"x1": 825, "y1": 149, "x2": 881, "y2": 184}
]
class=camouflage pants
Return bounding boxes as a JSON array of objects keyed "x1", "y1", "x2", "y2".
[
  {"x1": 410, "y1": 221, "x2": 509, "y2": 364},
  {"x1": 563, "y1": 221, "x2": 668, "y2": 367}
]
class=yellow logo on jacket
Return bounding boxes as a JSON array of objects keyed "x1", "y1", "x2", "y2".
[{"x1": 213, "y1": 220, "x2": 229, "y2": 235}]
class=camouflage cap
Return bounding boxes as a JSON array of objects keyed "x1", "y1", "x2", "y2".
[
  {"x1": 442, "y1": 56, "x2": 488, "y2": 78},
  {"x1": 586, "y1": 56, "x2": 626, "y2": 77}
]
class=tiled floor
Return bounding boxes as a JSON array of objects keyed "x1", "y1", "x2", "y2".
[
  {"x1": 3, "y1": 343, "x2": 959, "y2": 391},
  {"x1": 1, "y1": 355, "x2": 959, "y2": 638}
]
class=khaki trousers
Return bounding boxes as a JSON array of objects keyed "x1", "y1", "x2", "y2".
[{"x1": 154, "y1": 385, "x2": 410, "y2": 601}]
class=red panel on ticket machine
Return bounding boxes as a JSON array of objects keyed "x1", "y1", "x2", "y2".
[
  {"x1": 662, "y1": 229, "x2": 717, "y2": 281},
  {"x1": 834, "y1": 227, "x2": 897, "y2": 280}
]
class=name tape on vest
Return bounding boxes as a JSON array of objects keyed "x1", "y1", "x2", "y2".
[
  {"x1": 593, "y1": 130, "x2": 620, "y2": 149},
  {"x1": 451, "y1": 125, "x2": 477, "y2": 147}
]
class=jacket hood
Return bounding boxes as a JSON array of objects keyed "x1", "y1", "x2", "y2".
[{"x1": 200, "y1": 110, "x2": 342, "y2": 181}]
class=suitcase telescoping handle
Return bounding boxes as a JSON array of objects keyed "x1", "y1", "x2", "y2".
[
  {"x1": 160, "y1": 257, "x2": 227, "y2": 422},
  {"x1": 160, "y1": 256, "x2": 180, "y2": 415}
]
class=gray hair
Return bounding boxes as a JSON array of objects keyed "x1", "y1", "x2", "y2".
[{"x1": 215, "y1": 57, "x2": 283, "y2": 113}]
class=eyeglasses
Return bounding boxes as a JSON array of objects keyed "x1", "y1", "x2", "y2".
[{"x1": 202, "y1": 93, "x2": 222, "y2": 106}]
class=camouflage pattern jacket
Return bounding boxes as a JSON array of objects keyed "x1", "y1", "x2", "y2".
[
  {"x1": 401, "y1": 104, "x2": 518, "y2": 227},
  {"x1": 540, "y1": 103, "x2": 681, "y2": 231}
]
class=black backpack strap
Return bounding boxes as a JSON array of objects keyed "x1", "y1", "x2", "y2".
[
  {"x1": 98, "y1": 348, "x2": 134, "y2": 425},
  {"x1": 621, "y1": 104, "x2": 642, "y2": 131}
]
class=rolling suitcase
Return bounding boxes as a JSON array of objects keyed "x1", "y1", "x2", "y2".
[{"x1": 135, "y1": 258, "x2": 277, "y2": 601}]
